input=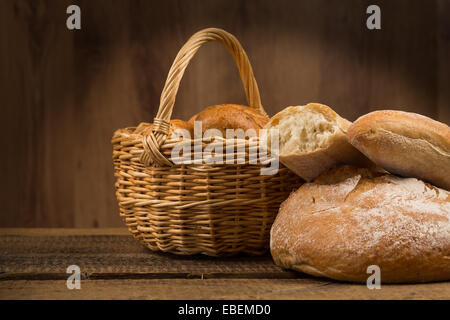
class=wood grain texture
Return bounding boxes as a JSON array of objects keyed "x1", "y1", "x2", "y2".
[
  {"x1": 0, "y1": 228, "x2": 290, "y2": 275},
  {"x1": 438, "y1": 0, "x2": 450, "y2": 123},
  {"x1": 0, "y1": 0, "x2": 448, "y2": 227},
  {"x1": 2, "y1": 279, "x2": 450, "y2": 300},
  {"x1": 1, "y1": 229, "x2": 449, "y2": 300}
]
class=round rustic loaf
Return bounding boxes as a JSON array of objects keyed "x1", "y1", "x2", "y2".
[
  {"x1": 188, "y1": 104, "x2": 269, "y2": 136},
  {"x1": 270, "y1": 165, "x2": 450, "y2": 283}
]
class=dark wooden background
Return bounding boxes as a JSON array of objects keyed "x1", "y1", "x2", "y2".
[{"x1": 1, "y1": 0, "x2": 449, "y2": 227}]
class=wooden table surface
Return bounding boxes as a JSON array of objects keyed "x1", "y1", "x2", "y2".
[{"x1": 0, "y1": 228, "x2": 449, "y2": 300}]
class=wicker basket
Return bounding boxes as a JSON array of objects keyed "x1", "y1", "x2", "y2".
[{"x1": 112, "y1": 28, "x2": 302, "y2": 256}]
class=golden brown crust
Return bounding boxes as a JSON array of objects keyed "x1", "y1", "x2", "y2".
[
  {"x1": 312, "y1": 165, "x2": 384, "y2": 185},
  {"x1": 134, "y1": 119, "x2": 193, "y2": 137},
  {"x1": 347, "y1": 110, "x2": 450, "y2": 190},
  {"x1": 270, "y1": 165, "x2": 450, "y2": 283},
  {"x1": 351, "y1": 110, "x2": 450, "y2": 150},
  {"x1": 279, "y1": 138, "x2": 371, "y2": 181},
  {"x1": 168, "y1": 119, "x2": 194, "y2": 135},
  {"x1": 188, "y1": 104, "x2": 269, "y2": 136}
]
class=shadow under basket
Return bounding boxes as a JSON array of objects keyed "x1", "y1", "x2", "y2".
[{"x1": 111, "y1": 28, "x2": 303, "y2": 256}]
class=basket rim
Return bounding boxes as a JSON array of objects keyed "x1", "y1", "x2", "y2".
[{"x1": 112, "y1": 125, "x2": 281, "y2": 169}]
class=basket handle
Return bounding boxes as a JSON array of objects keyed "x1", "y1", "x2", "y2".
[{"x1": 141, "y1": 28, "x2": 266, "y2": 166}]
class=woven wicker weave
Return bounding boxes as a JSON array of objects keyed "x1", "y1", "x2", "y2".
[{"x1": 112, "y1": 28, "x2": 303, "y2": 256}]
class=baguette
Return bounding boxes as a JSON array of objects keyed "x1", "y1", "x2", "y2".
[{"x1": 347, "y1": 110, "x2": 450, "y2": 190}]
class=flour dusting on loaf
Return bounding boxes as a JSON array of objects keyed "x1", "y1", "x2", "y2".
[
  {"x1": 351, "y1": 177, "x2": 450, "y2": 252},
  {"x1": 270, "y1": 165, "x2": 450, "y2": 283}
]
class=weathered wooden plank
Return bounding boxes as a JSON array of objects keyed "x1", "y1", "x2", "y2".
[
  {"x1": 0, "y1": 271, "x2": 300, "y2": 281},
  {"x1": 0, "y1": 0, "x2": 78, "y2": 228},
  {"x1": 0, "y1": 229, "x2": 289, "y2": 275},
  {"x1": 1, "y1": 279, "x2": 449, "y2": 300},
  {"x1": 437, "y1": 0, "x2": 450, "y2": 124},
  {"x1": 1, "y1": 229, "x2": 449, "y2": 299},
  {"x1": 0, "y1": 228, "x2": 130, "y2": 236}
]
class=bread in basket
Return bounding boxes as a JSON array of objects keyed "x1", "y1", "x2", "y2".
[{"x1": 111, "y1": 28, "x2": 302, "y2": 256}]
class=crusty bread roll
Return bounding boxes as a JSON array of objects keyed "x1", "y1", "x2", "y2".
[
  {"x1": 261, "y1": 103, "x2": 373, "y2": 181},
  {"x1": 347, "y1": 110, "x2": 450, "y2": 190},
  {"x1": 270, "y1": 165, "x2": 450, "y2": 283},
  {"x1": 188, "y1": 104, "x2": 269, "y2": 136},
  {"x1": 135, "y1": 119, "x2": 193, "y2": 137}
]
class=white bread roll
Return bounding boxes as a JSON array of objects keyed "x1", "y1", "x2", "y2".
[
  {"x1": 261, "y1": 103, "x2": 373, "y2": 181},
  {"x1": 270, "y1": 165, "x2": 450, "y2": 283},
  {"x1": 347, "y1": 110, "x2": 450, "y2": 190}
]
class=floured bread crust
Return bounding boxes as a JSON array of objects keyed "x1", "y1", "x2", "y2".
[
  {"x1": 270, "y1": 165, "x2": 450, "y2": 283},
  {"x1": 347, "y1": 110, "x2": 450, "y2": 190},
  {"x1": 262, "y1": 103, "x2": 373, "y2": 181}
]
